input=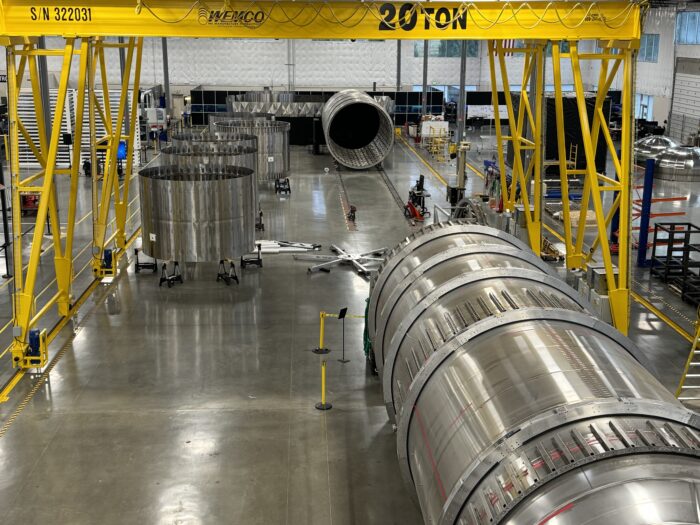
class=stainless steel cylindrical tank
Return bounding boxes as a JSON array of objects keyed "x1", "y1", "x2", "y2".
[
  {"x1": 634, "y1": 135, "x2": 678, "y2": 163},
  {"x1": 159, "y1": 142, "x2": 258, "y2": 173},
  {"x1": 138, "y1": 165, "x2": 256, "y2": 262},
  {"x1": 655, "y1": 145, "x2": 700, "y2": 181},
  {"x1": 210, "y1": 119, "x2": 290, "y2": 181},
  {"x1": 368, "y1": 224, "x2": 700, "y2": 525},
  {"x1": 321, "y1": 89, "x2": 394, "y2": 170}
]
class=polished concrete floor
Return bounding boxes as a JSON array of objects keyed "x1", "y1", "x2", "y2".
[{"x1": 0, "y1": 137, "x2": 698, "y2": 524}]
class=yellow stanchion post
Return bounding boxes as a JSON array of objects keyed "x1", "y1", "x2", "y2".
[
  {"x1": 312, "y1": 311, "x2": 330, "y2": 355},
  {"x1": 315, "y1": 359, "x2": 332, "y2": 411}
]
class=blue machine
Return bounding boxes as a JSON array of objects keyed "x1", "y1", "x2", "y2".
[
  {"x1": 117, "y1": 141, "x2": 127, "y2": 161},
  {"x1": 103, "y1": 248, "x2": 113, "y2": 270},
  {"x1": 28, "y1": 329, "x2": 41, "y2": 357}
]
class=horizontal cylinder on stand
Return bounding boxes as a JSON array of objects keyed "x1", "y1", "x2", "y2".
[
  {"x1": 210, "y1": 119, "x2": 290, "y2": 182},
  {"x1": 321, "y1": 89, "x2": 394, "y2": 170},
  {"x1": 368, "y1": 223, "x2": 700, "y2": 525},
  {"x1": 138, "y1": 165, "x2": 256, "y2": 263}
]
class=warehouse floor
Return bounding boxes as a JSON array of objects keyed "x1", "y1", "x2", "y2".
[{"x1": 0, "y1": 140, "x2": 697, "y2": 524}]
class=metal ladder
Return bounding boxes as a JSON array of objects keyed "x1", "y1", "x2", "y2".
[{"x1": 676, "y1": 307, "x2": 700, "y2": 403}]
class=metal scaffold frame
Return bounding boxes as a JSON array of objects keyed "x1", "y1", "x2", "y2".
[
  {"x1": 0, "y1": 1, "x2": 642, "y2": 398},
  {"x1": 2, "y1": 35, "x2": 143, "y2": 393},
  {"x1": 488, "y1": 39, "x2": 636, "y2": 333}
]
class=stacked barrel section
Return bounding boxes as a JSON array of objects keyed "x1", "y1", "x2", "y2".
[
  {"x1": 210, "y1": 118, "x2": 290, "y2": 182},
  {"x1": 138, "y1": 131, "x2": 258, "y2": 262},
  {"x1": 368, "y1": 220, "x2": 700, "y2": 525}
]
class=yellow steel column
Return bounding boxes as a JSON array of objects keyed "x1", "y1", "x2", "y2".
[
  {"x1": 55, "y1": 39, "x2": 90, "y2": 316},
  {"x1": 487, "y1": 41, "x2": 508, "y2": 209},
  {"x1": 115, "y1": 37, "x2": 143, "y2": 251},
  {"x1": 610, "y1": 47, "x2": 634, "y2": 333},
  {"x1": 11, "y1": 39, "x2": 76, "y2": 364},
  {"x1": 551, "y1": 42, "x2": 575, "y2": 265},
  {"x1": 531, "y1": 43, "x2": 544, "y2": 255},
  {"x1": 92, "y1": 37, "x2": 135, "y2": 275}
]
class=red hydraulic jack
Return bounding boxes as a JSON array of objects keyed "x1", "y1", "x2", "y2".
[{"x1": 404, "y1": 174, "x2": 431, "y2": 222}]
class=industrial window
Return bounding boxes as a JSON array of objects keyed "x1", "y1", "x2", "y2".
[
  {"x1": 635, "y1": 94, "x2": 654, "y2": 120},
  {"x1": 676, "y1": 11, "x2": 700, "y2": 44},
  {"x1": 545, "y1": 41, "x2": 570, "y2": 56},
  {"x1": 638, "y1": 34, "x2": 660, "y2": 62},
  {"x1": 414, "y1": 40, "x2": 479, "y2": 58}
]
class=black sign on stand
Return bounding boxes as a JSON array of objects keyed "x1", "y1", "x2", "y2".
[{"x1": 338, "y1": 308, "x2": 349, "y2": 363}]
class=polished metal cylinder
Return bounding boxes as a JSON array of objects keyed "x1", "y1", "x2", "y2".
[
  {"x1": 139, "y1": 165, "x2": 256, "y2": 262},
  {"x1": 159, "y1": 143, "x2": 258, "y2": 173},
  {"x1": 210, "y1": 119, "x2": 290, "y2": 181},
  {"x1": 321, "y1": 89, "x2": 394, "y2": 170},
  {"x1": 369, "y1": 224, "x2": 700, "y2": 525}
]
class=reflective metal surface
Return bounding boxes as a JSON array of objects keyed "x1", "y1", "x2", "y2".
[
  {"x1": 655, "y1": 146, "x2": 700, "y2": 181},
  {"x1": 210, "y1": 119, "x2": 291, "y2": 181},
  {"x1": 368, "y1": 221, "x2": 529, "y2": 340},
  {"x1": 368, "y1": 224, "x2": 700, "y2": 525},
  {"x1": 634, "y1": 135, "x2": 678, "y2": 162},
  {"x1": 159, "y1": 143, "x2": 258, "y2": 172},
  {"x1": 322, "y1": 89, "x2": 394, "y2": 170},
  {"x1": 139, "y1": 165, "x2": 256, "y2": 262}
]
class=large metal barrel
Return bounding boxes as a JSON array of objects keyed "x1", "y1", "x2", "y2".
[
  {"x1": 321, "y1": 89, "x2": 394, "y2": 170},
  {"x1": 369, "y1": 224, "x2": 700, "y2": 525},
  {"x1": 138, "y1": 165, "x2": 256, "y2": 262},
  {"x1": 159, "y1": 142, "x2": 258, "y2": 172},
  {"x1": 210, "y1": 119, "x2": 290, "y2": 181}
]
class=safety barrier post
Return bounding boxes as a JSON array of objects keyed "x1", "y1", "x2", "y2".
[
  {"x1": 315, "y1": 359, "x2": 332, "y2": 411},
  {"x1": 313, "y1": 311, "x2": 330, "y2": 354}
]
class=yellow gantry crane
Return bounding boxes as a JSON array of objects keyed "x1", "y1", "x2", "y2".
[{"x1": 0, "y1": 1, "x2": 642, "y2": 399}]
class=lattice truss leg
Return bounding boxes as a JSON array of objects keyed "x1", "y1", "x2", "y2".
[
  {"x1": 488, "y1": 39, "x2": 636, "y2": 334},
  {"x1": 5, "y1": 36, "x2": 143, "y2": 371}
]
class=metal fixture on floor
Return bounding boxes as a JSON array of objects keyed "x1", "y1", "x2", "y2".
[
  {"x1": 134, "y1": 248, "x2": 158, "y2": 273},
  {"x1": 650, "y1": 222, "x2": 700, "y2": 305},
  {"x1": 294, "y1": 245, "x2": 387, "y2": 276},
  {"x1": 241, "y1": 243, "x2": 263, "y2": 269},
  {"x1": 368, "y1": 223, "x2": 700, "y2": 525},
  {"x1": 139, "y1": 165, "x2": 257, "y2": 262},
  {"x1": 404, "y1": 174, "x2": 430, "y2": 222},
  {"x1": 322, "y1": 89, "x2": 394, "y2": 170},
  {"x1": 159, "y1": 261, "x2": 183, "y2": 288},
  {"x1": 275, "y1": 177, "x2": 291, "y2": 194},
  {"x1": 216, "y1": 259, "x2": 239, "y2": 286},
  {"x1": 210, "y1": 119, "x2": 291, "y2": 182}
]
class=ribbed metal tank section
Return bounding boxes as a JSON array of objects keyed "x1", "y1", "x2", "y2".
[
  {"x1": 368, "y1": 224, "x2": 700, "y2": 525},
  {"x1": 321, "y1": 89, "x2": 394, "y2": 170},
  {"x1": 210, "y1": 119, "x2": 290, "y2": 181},
  {"x1": 138, "y1": 165, "x2": 256, "y2": 262}
]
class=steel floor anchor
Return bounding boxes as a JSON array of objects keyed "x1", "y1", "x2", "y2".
[{"x1": 294, "y1": 244, "x2": 387, "y2": 276}]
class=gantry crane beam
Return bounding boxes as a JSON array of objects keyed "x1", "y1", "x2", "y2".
[{"x1": 0, "y1": 1, "x2": 641, "y2": 41}]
